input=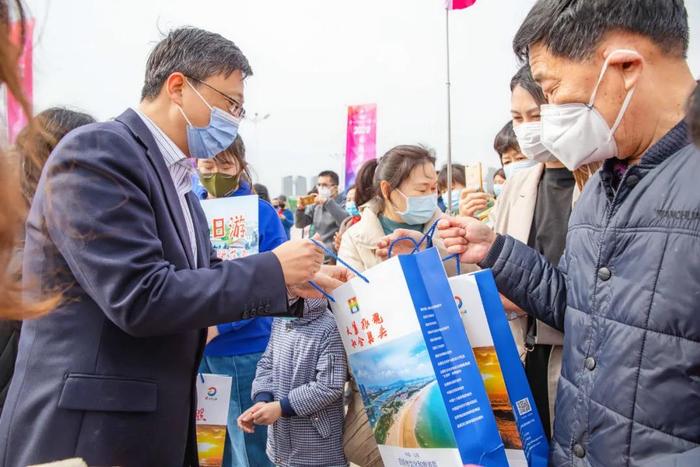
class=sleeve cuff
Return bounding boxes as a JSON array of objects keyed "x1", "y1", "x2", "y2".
[
  {"x1": 478, "y1": 234, "x2": 506, "y2": 269},
  {"x1": 280, "y1": 397, "x2": 297, "y2": 417},
  {"x1": 253, "y1": 392, "x2": 274, "y2": 403}
]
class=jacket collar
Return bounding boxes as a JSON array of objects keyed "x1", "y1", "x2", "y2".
[{"x1": 115, "y1": 108, "x2": 197, "y2": 269}]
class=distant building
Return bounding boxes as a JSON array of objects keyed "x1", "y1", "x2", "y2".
[
  {"x1": 281, "y1": 176, "x2": 294, "y2": 197},
  {"x1": 294, "y1": 176, "x2": 307, "y2": 196}
]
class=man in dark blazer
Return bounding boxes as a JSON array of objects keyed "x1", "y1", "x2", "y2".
[{"x1": 0, "y1": 28, "x2": 345, "y2": 466}]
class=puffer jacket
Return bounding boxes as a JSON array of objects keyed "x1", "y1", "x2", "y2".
[{"x1": 480, "y1": 121, "x2": 700, "y2": 466}]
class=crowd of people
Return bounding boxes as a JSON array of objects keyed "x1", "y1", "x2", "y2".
[{"x1": 0, "y1": 0, "x2": 697, "y2": 466}]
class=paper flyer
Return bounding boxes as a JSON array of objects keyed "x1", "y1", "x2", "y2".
[
  {"x1": 196, "y1": 374, "x2": 233, "y2": 467},
  {"x1": 201, "y1": 195, "x2": 259, "y2": 260}
]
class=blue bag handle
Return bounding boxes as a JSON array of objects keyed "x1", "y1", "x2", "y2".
[
  {"x1": 386, "y1": 219, "x2": 461, "y2": 275},
  {"x1": 305, "y1": 239, "x2": 370, "y2": 303}
]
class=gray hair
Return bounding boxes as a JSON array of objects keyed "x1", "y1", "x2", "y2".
[
  {"x1": 141, "y1": 27, "x2": 252, "y2": 100},
  {"x1": 513, "y1": 0, "x2": 689, "y2": 62}
]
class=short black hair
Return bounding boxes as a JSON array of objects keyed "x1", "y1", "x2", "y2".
[
  {"x1": 253, "y1": 183, "x2": 270, "y2": 203},
  {"x1": 493, "y1": 168, "x2": 506, "y2": 181},
  {"x1": 318, "y1": 170, "x2": 340, "y2": 186},
  {"x1": 510, "y1": 64, "x2": 546, "y2": 106},
  {"x1": 437, "y1": 164, "x2": 466, "y2": 192},
  {"x1": 493, "y1": 121, "x2": 520, "y2": 161},
  {"x1": 141, "y1": 27, "x2": 253, "y2": 100},
  {"x1": 513, "y1": 0, "x2": 689, "y2": 62},
  {"x1": 688, "y1": 85, "x2": 700, "y2": 146}
]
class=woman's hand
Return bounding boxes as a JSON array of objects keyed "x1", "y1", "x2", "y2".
[
  {"x1": 376, "y1": 229, "x2": 425, "y2": 260},
  {"x1": 459, "y1": 188, "x2": 491, "y2": 218}
]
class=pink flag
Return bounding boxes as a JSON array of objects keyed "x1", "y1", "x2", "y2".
[{"x1": 445, "y1": 0, "x2": 477, "y2": 10}]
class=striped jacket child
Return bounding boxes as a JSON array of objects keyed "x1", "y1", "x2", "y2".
[{"x1": 251, "y1": 298, "x2": 348, "y2": 467}]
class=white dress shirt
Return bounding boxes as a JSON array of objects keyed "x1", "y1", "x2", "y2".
[{"x1": 135, "y1": 109, "x2": 198, "y2": 266}]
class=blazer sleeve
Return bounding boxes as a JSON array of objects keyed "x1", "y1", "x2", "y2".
[
  {"x1": 41, "y1": 127, "x2": 294, "y2": 338},
  {"x1": 480, "y1": 234, "x2": 568, "y2": 331}
]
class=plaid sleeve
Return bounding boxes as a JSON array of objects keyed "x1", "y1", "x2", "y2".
[
  {"x1": 287, "y1": 325, "x2": 347, "y2": 417},
  {"x1": 251, "y1": 325, "x2": 276, "y2": 399}
]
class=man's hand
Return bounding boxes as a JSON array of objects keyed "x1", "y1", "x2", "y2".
[
  {"x1": 437, "y1": 217, "x2": 497, "y2": 264},
  {"x1": 205, "y1": 326, "x2": 219, "y2": 344},
  {"x1": 252, "y1": 401, "x2": 282, "y2": 426},
  {"x1": 376, "y1": 229, "x2": 425, "y2": 261},
  {"x1": 288, "y1": 265, "x2": 354, "y2": 299},
  {"x1": 459, "y1": 188, "x2": 491, "y2": 218},
  {"x1": 272, "y1": 240, "x2": 324, "y2": 286},
  {"x1": 238, "y1": 402, "x2": 267, "y2": 433},
  {"x1": 314, "y1": 196, "x2": 328, "y2": 206}
]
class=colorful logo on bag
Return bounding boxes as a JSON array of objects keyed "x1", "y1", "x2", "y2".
[
  {"x1": 207, "y1": 387, "x2": 217, "y2": 397},
  {"x1": 454, "y1": 295, "x2": 464, "y2": 312},
  {"x1": 348, "y1": 297, "x2": 360, "y2": 314}
]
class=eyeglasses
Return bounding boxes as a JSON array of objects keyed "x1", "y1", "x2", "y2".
[{"x1": 186, "y1": 76, "x2": 246, "y2": 119}]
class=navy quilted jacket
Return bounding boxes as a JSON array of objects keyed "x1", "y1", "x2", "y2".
[{"x1": 481, "y1": 121, "x2": 700, "y2": 466}]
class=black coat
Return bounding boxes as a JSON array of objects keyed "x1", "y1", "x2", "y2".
[{"x1": 0, "y1": 109, "x2": 299, "y2": 466}]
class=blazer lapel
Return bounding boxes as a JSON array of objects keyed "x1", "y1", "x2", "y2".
[
  {"x1": 186, "y1": 192, "x2": 210, "y2": 268},
  {"x1": 115, "y1": 109, "x2": 196, "y2": 269}
]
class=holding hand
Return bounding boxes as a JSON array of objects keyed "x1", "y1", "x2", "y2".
[
  {"x1": 437, "y1": 217, "x2": 497, "y2": 264},
  {"x1": 237, "y1": 402, "x2": 267, "y2": 433},
  {"x1": 288, "y1": 265, "x2": 354, "y2": 299},
  {"x1": 459, "y1": 188, "x2": 491, "y2": 218},
  {"x1": 252, "y1": 401, "x2": 282, "y2": 426},
  {"x1": 272, "y1": 240, "x2": 324, "y2": 286},
  {"x1": 376, "y1": 229, "x2": 426, "y2": 261}
]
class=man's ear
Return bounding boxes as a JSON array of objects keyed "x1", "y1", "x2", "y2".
[
  {"x1": 165, "y1": 72, "x2": 187, "y2": 106},
  {"x1": 604, "y1": 49, "x2": 644, "y2": 92}
]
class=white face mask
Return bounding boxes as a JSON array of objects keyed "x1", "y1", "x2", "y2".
[
  {"x1": 503, "y1": 159, "x2": 538, "y2": 180},
  {"x1": 540, "y1": 49, "x2": 641, "y2": 171},
  {"x1": 317, "y1": 186, "x2": 332, "y2": 198},
  {"x1": 514, "y1": 121, "x2": 557, "y2": 163}
]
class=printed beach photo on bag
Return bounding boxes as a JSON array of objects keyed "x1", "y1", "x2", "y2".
[{"x1": 349, "y1": 331, "x2": 457, "y2": 449}]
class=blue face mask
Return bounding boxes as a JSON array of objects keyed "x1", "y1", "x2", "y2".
[
  {"x1": 178, "y1": 80, "x2": 240, "y2": 159},
  {"x1": 503, "y1": 159, "x2": 538, "y2": 180},
  {"x1": 397, "y1": 190, "x2": 437, "y2": 225},
  {"x1": 346, "y1": 202, "x2": 360, "y2": 217},
  {"x1": 441, "y1": 189, "x2": 462, "y2": 213},
  {"x1": 493, "y1": 183, "x2": 505, "y2": 198}
]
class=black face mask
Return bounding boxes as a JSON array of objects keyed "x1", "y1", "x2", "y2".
[{"x1": 278, "y1": 203, "x2": 286, "y2": 209}]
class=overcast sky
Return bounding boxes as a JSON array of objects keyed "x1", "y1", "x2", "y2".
[{"x1": 25, "y1": 0, "x2": 700, "y2": 195}]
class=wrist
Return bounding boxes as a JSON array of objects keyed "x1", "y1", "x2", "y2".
[{"x1": 479, "y1": 233, "x2": 505, "y2": 269}]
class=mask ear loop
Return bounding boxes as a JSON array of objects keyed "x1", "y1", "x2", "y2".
[
  {"x1": 588, "y1": 49, "x2": 641, "y2": 142},
  {"x1": 176, "y1": 79, "x2": 217, "y2": 128},
  {"x1": 588, "y1": 49, "x2": 639, "y2": 107}
]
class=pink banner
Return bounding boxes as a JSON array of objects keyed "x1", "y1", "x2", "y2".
[
  {"x1": 7, "y1": 18, "x2": 34, "y2": 144},
  {"x1": 345, "y1": 103, "x2": 377, "y2": 188}
]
